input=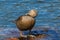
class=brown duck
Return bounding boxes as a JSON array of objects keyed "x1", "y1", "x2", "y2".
[{"x1": 13, "y1": 10, "x2": 37, "y2": 37}]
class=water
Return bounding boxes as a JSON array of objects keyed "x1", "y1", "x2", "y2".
[{"x1": 0, "y1": 0, "x2": 60, "y2": 40}]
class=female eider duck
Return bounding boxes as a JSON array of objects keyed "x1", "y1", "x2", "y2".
[{"x1": 14, "y1": 10, "x2": 37, "y2": 37}]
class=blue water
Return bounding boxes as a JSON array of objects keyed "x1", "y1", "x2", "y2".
[{"x1": 0, "y1": 0, "x2": 60, "y2": 40}]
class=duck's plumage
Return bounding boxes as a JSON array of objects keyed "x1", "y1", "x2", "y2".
[{"x1": 16, "y1": 15, "x2": 35, "y2": 31}]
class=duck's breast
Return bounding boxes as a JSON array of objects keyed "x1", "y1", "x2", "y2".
[{"x1": 16, "y1": 16, "x2": 35, "y2": 30}]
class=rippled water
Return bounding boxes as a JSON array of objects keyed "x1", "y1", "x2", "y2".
[{"x1": 0, "y1": 0, "x2": 60, "y2": 40}]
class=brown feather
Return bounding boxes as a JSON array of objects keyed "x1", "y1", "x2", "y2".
[{"x1": 16, "y1": 15, "x2": 35, "y2": 31}]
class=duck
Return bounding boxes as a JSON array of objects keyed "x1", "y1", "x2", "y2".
[{"x1": 13, "y1": 9, "x2": 37, "y2": 37}]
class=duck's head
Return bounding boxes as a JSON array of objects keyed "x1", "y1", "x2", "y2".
[{"x1": 26, "y1": 9, "x2": 38, "y2": 18}]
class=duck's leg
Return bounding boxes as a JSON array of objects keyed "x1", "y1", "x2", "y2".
[{"x1": 20, "y1": 31, "x2": 24, "y2": 37}]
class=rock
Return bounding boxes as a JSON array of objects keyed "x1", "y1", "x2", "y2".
[
  {"x1": 18, "y1": 37, "x2": 27, "y2": 40},
  {"x1": 6, "y1": 38, "x2": 19, "y2": 40},
  {"x1": 18, "y1": 35, "x2": 35, "y2": 40},
  {"x1": 36, "y1": 34, "x2": 47, "y2": 38},
  {"x1": 6, "y1": 34, "x2": 47, "y2": 40},
  {"x1": 27, "y1": 35, "x2": 36, "y2": 40}
]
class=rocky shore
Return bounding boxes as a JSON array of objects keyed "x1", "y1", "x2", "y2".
[{"x1": 6, "y1": 34, "x2": 47, "y2": 40}]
